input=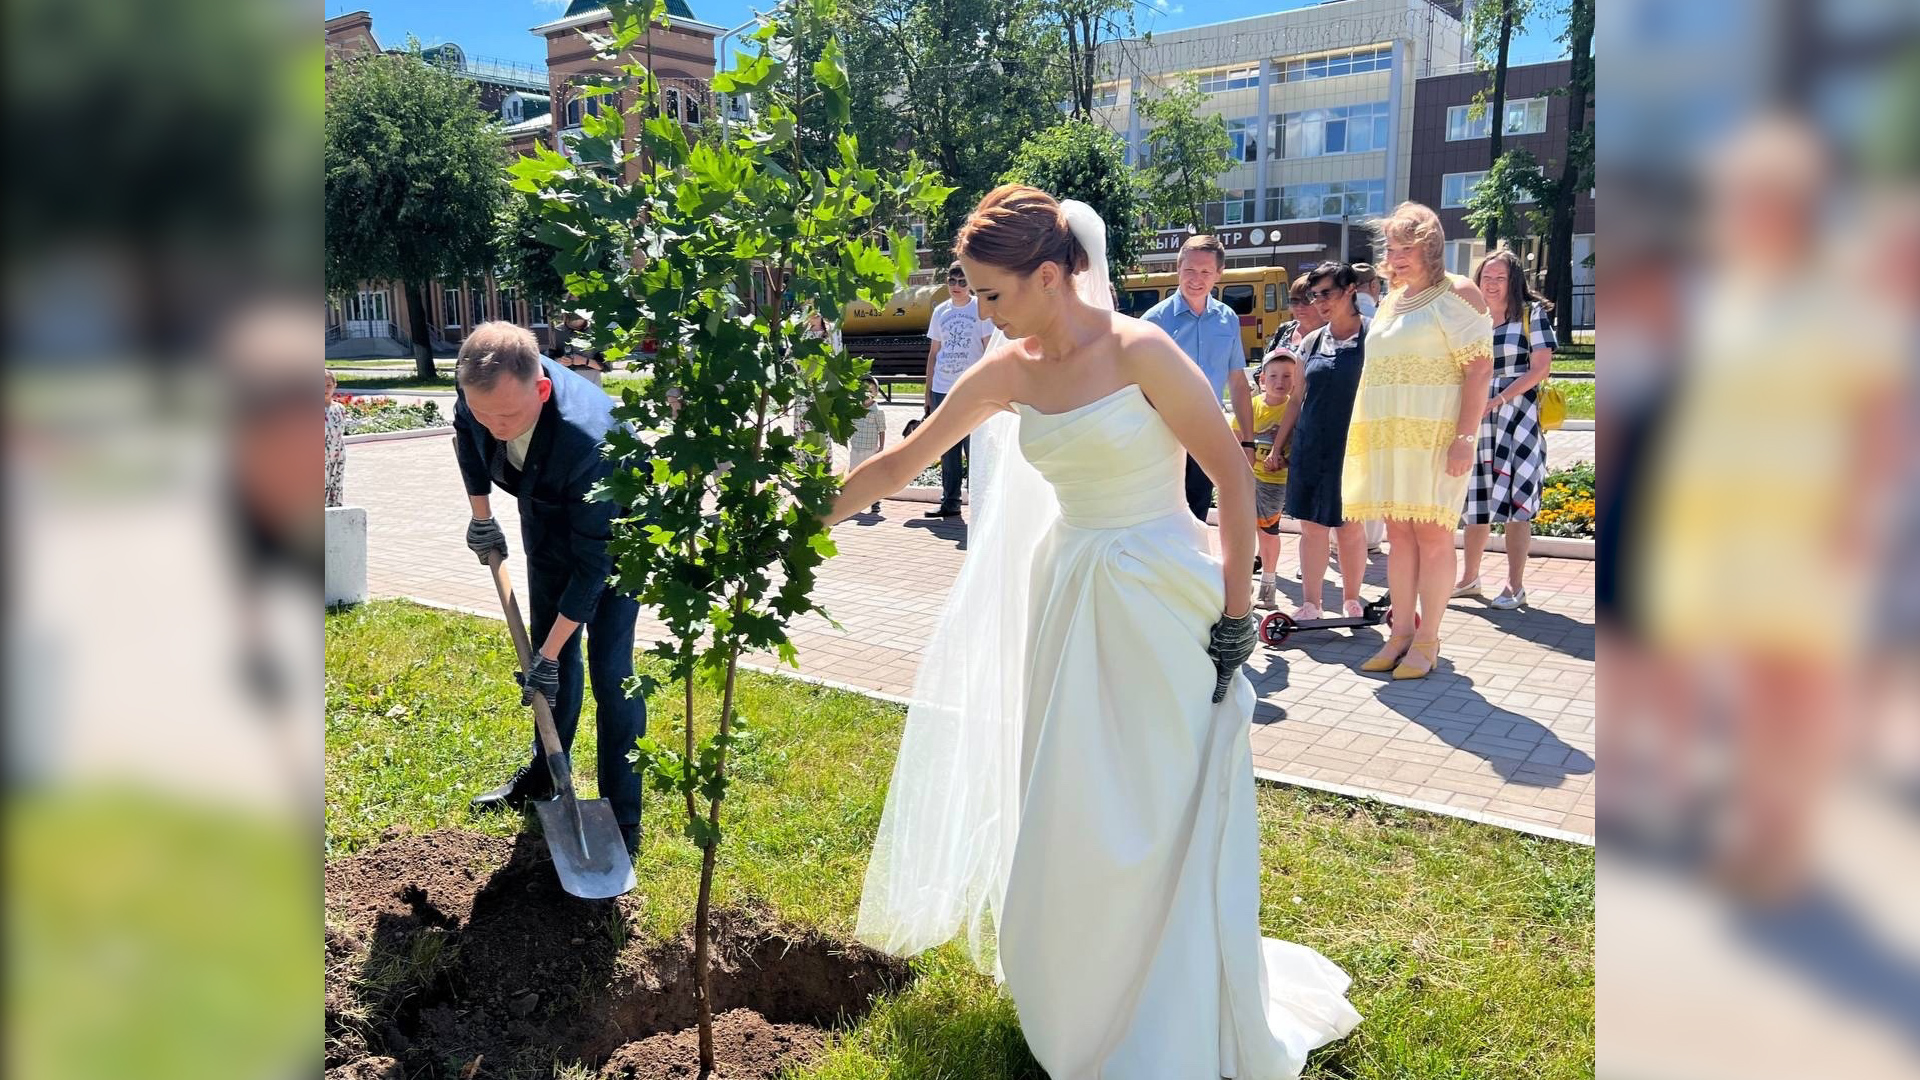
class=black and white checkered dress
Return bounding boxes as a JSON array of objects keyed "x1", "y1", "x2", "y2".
[{"x1": 1462, "y1": 302, "x2": 1555, "y2": 525}]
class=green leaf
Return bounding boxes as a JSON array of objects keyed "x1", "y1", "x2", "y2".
[{"x1": 813, "y1": 37, "x2": 849, "y2": 125}]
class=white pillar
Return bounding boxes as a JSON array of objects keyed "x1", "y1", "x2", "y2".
[
  {"x1": 325, "y1": 506, "x2": 369, "y2": 607},
  {"x1": 1256, "y1": 58, "x2": 1272, "y2": 220},
  {"x1": 1385, "y1": 38, "x2": 1406, "y2": 204}
]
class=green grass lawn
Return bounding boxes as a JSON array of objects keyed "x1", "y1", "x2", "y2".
[
  {"x1": 326, "y1": 601, "x2": 1592, "y2": 1079},
  {"x1": 1557, "y1": 380, "x2": 1595, "y2": 421}
]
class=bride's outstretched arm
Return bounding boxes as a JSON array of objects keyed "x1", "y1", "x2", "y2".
[
  {"x1": 1123, "y1": 326, "x2": 1256, "y2": 619},
  {"x1": 826, "y1": 351, "x2": 1016, "y2": 524}
]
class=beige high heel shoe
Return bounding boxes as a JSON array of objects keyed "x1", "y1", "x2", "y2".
[
  {"x1": 1392, "y1": 639, "x2": 1442, "y2": 680},
  {"x1": 1361, "y1": 634, "x2": 1414, "y2": 673}
]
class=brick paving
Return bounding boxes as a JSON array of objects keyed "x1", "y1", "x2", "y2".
[{"x1": 343, "y1": 429, "x2": 1595, "y2": 842}]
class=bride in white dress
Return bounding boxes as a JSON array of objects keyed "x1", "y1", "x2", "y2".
[{"x1": 827, "y1": 185, "x2": 1360, "y2": 1079}]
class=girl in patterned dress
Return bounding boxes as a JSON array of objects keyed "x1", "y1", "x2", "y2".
[
  {"x1": 1342, "y1": 202, "x2": 1494, "y2": 679},
  {"x1": 1456, "y1": 248, "x2": 1556, "y2": 609}
]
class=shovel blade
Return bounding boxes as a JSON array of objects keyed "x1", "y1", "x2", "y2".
[{"x1": 533, "y1": 795, "x2": 636, "y2": 899}]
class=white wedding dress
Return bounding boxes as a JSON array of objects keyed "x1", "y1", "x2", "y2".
[{"x1": 855, "y1": 202, "x2": 1359, "y2": 1078}]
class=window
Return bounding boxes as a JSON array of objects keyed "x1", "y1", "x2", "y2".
[
  {"x1": 441, "y1": 284, "x2": 463, "y2": 328},
  {"x1": 664, "y1": 87, "x2": 682, "y2": 122},
  {"x1": 1441, "y1": 171, "x2": 1483, "y2": 207},
  {"x1": 1266, "y1": 179, "x2": 1386, "y2": 220},
  {"x1": 1447, "y1": 96, "x2": 1549, "y2": 141},
  {"x1": 528, "y1": 296, "x2": 548, "y2": 327},
  {"x1": 565, "y1": 98, "x2": 582, "y2": 126},
  {"x1": 1120, "y1": 289, "x2": 1162, "y2": 317},
  {"x1": 683, "y1": 90, "x2": 703, "y2": 125},
  {"x1": 503, "y1": 97, "x2": 523, "y2": 123},
  {"x1": 1264, "y1": 283, "x2": 1278, "y2": 312},
  {"x1": 469, "y1": 287, "x2": 486, "y2": 328},
  {"x1": 1226, "y1": 117, "x2": 1259, "y2": 162},
  {"x1": 1092, "y1": 84, "x2": 1119, "y2": 109},
  {"x1": 1203, "y1": 189, "x2": 1258, "y2": 227},
  {"x1": 1196, "y1": 66, "x2": 1260, "y2": 93},
  {"x1": 1274, "y1": 45, "x2": 1392, "y2": 84},
  {"x1": 1274, "y1": 102, "x2": 1390, "y2": 158},
  {"x1": 496, "y1": 284, "x2": 519, "y2": 322},
  {"x1": 1219, "y1": 284, "x2": 1256, "y2": 316}
]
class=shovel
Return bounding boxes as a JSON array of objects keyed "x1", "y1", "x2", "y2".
[{"x1": 485, "y1": 552, "x2": 637, "y2": 900}]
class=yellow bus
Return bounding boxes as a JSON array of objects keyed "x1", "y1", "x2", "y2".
[
  {"x1": 1116, "y1": 266, "x2": 1296, "y2": 363},
  {"x1": 840, "y1": 265, "x2": 1298, "y2": 374}
]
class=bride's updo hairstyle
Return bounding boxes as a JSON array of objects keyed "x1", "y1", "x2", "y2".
[{"x1": 955, "y1": 184, "x2": 1089, "y2": 279}]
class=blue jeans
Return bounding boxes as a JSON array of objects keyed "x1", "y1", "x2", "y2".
[
  {"x1": 526, "y1": 557, "x2": 646, "y2": 829},
  {"x1": 927, "y1": 389, "x2": 968, "y2": 509}
]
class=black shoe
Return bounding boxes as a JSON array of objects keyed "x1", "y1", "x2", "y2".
[
  {"x1": 923, "y1": 505, "x2": 962, "y2": 518},
  {"x1": 1252, "y1": 555, "x2": 1263, "y2": 575},
  {"x1": 869, "y1": 502, "x2": 881, "y2": 514},
  {"x1": 468, "y1": 762, "x2": 553, "y2": 813},
  {"x1": 620, "y1": 823, "x2": 640, "y2": 860}
]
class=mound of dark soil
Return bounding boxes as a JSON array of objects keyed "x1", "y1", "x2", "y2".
[{"x1": 324, "y1": 828, "x2": 909, "y2": 1079}]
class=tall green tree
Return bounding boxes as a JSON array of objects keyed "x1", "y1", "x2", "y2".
[
  {"x1": 495, "y1": 192, "x2": 567, "y2": 316},
  {"x1": 325, "y1": 48, "x2": 508, "y2": 376},
  {"x1": 1136, "y1": 77, "x2": 1233, "y2": 232},
  {"x1": 1466, "y1": 0, "x2": 1538, "y2": 248},
  {"x1": 509, "y1": 1, "x2": 949, "y2": 1074},
  {"x1": 1001, "y1": 119, "x2": 1145, "y2": 279},
  {"x1": 1539, "y1": 0, "x2": 1593, "y2": 339},
  {"x1": 1044, "y1": 0, "x2": 1136, "y2": 120},
  {"x1": 839, "y1": 0, "x2": 1064, "y2": 252}
]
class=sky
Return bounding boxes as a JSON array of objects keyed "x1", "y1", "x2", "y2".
[{"x1": 330, "y1": 0, "x2": 1573, "y2": 71}]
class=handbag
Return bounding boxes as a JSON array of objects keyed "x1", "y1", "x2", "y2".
[
  {"x1": 1537, "y1": 381, "x2": 1568, "y2": 431},
  {"x1": 1521, "y1": 306, "x2": 1567, "y2": 431}
]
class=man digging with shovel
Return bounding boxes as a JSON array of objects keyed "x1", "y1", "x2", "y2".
[{"x1": 452, "y1": 322, "x2": 645, "y2": 867}]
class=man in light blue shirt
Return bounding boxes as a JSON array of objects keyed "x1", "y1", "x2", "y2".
[{"x1": 1141, "y1": 234, "x2": 1256, "y2": 521}]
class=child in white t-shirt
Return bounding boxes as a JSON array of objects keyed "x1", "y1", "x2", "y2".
[{"x1": 845, "y1": 376, "x2": 888, "y2": 514}]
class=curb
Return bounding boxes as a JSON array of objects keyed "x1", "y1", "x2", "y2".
[
  {"x1": 343, "y1": 426, "x2": 454, "y2": 446},
  {"x1": 1251, "y1": 765, "x2": 1594, "y2": 846},
  {"x1": 1204, "y1": 510, "x2": 1594, "y2": 560},
  {"x1": 391, "y1": 593, "x2": 1586, "y2": 845}
]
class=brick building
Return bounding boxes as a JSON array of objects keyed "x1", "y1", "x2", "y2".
[{"x1": 1407, "y1": 58, "x2": 1595, "y2": 326}]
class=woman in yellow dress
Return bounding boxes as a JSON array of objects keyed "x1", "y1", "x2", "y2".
[{"x1": 1343, "y1": 202, "x2": 1494, "y2": 678}]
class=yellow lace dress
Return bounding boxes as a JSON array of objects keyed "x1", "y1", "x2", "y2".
[{"x1": 1342, "y1": 274, "x2": 1493, "y2": 527}]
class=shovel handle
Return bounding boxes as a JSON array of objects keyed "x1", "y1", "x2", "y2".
[{"x1": 486, "y1": 552, "x2": 567, "y2": 765}]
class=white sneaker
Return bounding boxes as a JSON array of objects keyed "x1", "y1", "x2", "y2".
[
  {"x1": 1489, "y1": 587, "x2": 1527, "y2": 610},
  {"x1": 1257, "y1": 581, "x2": 1278, "y2": 610},
  {"x1": 1291, "y1": 602, "x2": 1323, "y2": 621}
]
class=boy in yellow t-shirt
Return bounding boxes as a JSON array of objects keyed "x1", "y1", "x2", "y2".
[{"x1": 1236, "y1": 351, "x2": 1297, "y2": 610}]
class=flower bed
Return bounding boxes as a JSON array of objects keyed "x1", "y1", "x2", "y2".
[
  {"x1": 334, "y1": 394, "x2": 443, "y2": 435},
  {"x1": 1528, "y1": 461, "x2": 1595, "y2": 538}
]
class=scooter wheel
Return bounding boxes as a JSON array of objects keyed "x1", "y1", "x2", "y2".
[{"x1": 1259, "y1": 611, "x2": 1294, "y2": 647}]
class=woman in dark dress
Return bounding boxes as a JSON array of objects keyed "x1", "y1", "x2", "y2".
[{"x1": 1272, "y1": 261, "x2": 1370, "y2": 621}]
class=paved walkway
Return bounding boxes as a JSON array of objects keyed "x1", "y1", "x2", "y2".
[{"x1": 344, "y1": 431, "x2": 1595, "y2": 842}]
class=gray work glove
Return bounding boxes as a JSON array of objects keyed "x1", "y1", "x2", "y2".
[
  {"x1": 466, "y1": 516, "x2": 508, "y2": 564},
  {"x1": 1207, "y1": 610, "x2": 1258, "y2": 704},
  {"x1": 517, "y1": 653, "x2": 560, "y2": 708}
]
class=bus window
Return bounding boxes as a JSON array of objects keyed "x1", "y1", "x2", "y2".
[
  {"x1": 1265, "y1": 283, "x2": 1278, "y2": 312},
  {"x1": 1122, "y1": 289, "x2": 1161, "y2": 316},
  {"x1": 1220, "y1": 284, "x2": 1256, "y2": 316}
]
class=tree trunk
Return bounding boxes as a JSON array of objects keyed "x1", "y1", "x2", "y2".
[
  {"x1": 1547, "y1": 0, "x2": 1594, "y2": 341},
  {"x1": 692, "y1": 647, "x2": 743, "y2": 1079},
  {"x1": 404, "y1": 280, "x2": 435, "y2": 378},
  {"x1": 1484, "y1": 5, "x2": 1514, "y2": 250}
]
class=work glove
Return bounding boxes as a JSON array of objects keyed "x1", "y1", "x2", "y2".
[
  {"x1": 1207, "y1": 610, "x2": 1258, "y2": 704},
  {"x1": 517, "y1": 653, "x2": 560, "y2": 708},
  {"x1": 467, "y1": 516, "x2": 509, "y2": 565}
]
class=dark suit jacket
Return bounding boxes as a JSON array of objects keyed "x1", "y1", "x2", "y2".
[{"x1": 453, "y1": 358, "x2": 626, "y2": 624}]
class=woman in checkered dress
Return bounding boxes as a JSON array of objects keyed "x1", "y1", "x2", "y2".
[{"x1": 1456, "y1": 249, "x2": 1556, "y2": 609}]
